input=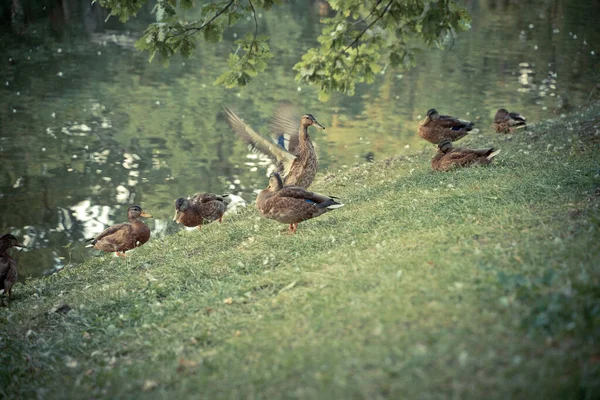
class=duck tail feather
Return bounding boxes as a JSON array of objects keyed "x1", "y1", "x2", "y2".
[{"x1": 487, "y1": 149, "x2": 501, "y2": 160}]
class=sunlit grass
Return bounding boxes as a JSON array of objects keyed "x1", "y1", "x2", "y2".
[{"x1": 1, "y1": 104, "x2": 599, "y2": 398}]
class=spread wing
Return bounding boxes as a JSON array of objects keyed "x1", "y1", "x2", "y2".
[
  {"x1": 268, "y1": 101, "x2": 301, "y2": 154},
  {"x1": 223, "y1": 107, "x2": 296, "y2": 177}
]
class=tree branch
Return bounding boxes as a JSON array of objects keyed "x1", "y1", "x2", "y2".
[
  {"x1": 352, "y1": 0, "x2": 384, "y2": 27},
  {"x1": 165, "y1": 0, "x2": 235, "y2": 40},
  {"x1": 248, "y1": 0, "x2": 258, "y2": 52},
  {"x1": 326, "y1": 0, "x2": 393, "y2": 79},
  {"x1": 343, "y1": 0, "x2": 394, "y2": 53}
]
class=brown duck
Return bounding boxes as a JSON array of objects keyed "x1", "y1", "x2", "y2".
[
  {"x1": 493, "y1": 108, "x2": 527, "y2": 133},
  {"x1": 86, "y1": 205, "x2": 152, "y2": 257},
  {"x1": 223, "y1": 106, "x2": 325, "y2": 188},
  {"x1": 256, "y1": 172, "x2": 344, "y2": 234},
  {"x1": 0, "y1": 234, "x2": 24, "y2": 298},
  {"x1": 431, "y1": 139, "x2": 500, "y2": 172},
  {"x1": 418, "y1": 108, "x2": 475, "y2": 144},
  {"x1": 173, "y1": 193, "x2": 228, "y2": 229}
]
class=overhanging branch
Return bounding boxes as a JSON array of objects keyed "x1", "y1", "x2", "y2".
[{"x1": 165, "y1": 0, "x2": 235, "y2": 41}]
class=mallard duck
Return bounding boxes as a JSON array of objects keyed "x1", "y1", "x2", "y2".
[
  {"x1": 418, "y1": 108, "x2": 475, "y2": 144},
  {"x1": 223, "y1": 106, "x2": 325, "y2": 188},
  {"x1": 431, "y1": 139, "x2": 500, "y2": 172},
  {"x1": 256, "y1": 172, "x2": 344, "y2": 234},
  {"x1": 85, "y1": 205, "x2": 152, "y2": 257},
  {"x1": 493, "y1": 108, "x2": 527, "y2": 133},
  {"x1": 173, "y1": 193, "x2": 228, "y2": 229},
  {"x1": 0, "y1": 234, "x2": 24, "y2": 298}
]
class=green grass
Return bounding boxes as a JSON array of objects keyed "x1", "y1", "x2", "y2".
[{"x1": 1, "y1": 104, "x2": 600, "y2": 399}]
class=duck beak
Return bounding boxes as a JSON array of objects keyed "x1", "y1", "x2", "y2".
[
  {"x1": 173, "y1": 210, "x2": 180, "y2": 222},
  {"x1": 313, "y1": 120, "x2": 325, "y2": 130},
  {"x1": 15, "y1": 243, "x2": 25, "y2": 248},
  {"x1": 140, "y1": 211, "x2": 153, "y2": 218}
]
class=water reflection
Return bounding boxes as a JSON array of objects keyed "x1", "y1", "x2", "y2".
[{"x1": 0, "y1": 0, "x2": 598, "y2": 278}]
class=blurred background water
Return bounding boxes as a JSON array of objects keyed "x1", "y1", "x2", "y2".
[{"x1": 0, "y1": 0, "x2": 599, "y2": 278}]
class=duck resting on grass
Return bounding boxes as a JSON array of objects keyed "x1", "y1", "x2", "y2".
[
  {"x1": 173, "y1": 193, "x2": 229, "y2": 229},
  {"x1": 256, "y1": 172, "x2": 344, "y2": 234},
  {"x1": 431, "y1": 138, "x2": 500, "y2": 172},
  {"x1": 418, "y1": 108, "x2": 476, "y2": 144},
  {"x1": 223, "y1": 106, "x2": 325, "y2": 189},
  {"x1": 86, "y1": 205, "x2": 152, "y2": 257},
  {"x1": 493, "y1": 108, "x2": 527, "y2": 133},
  {"x1": 0, "y1": 234, "x2": 25, "y2": 299}
]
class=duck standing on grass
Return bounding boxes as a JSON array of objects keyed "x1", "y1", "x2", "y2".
[
  {"x1": 493, "y1": 108, "x2": 527, "y2": 133},
  {"x1": 0, "y1": 234, "x2": 25, "y2": 298},
  {"x1": 85, "y1": 205, "x2": 152, "y2": 257},
  {"x1": 431, "y1": 139, "x2": 500, "y2": 172},
  {"x1": 223, "y1": 107, "x2": 325, "y2": 188},
  {"x1": 256, "y1": 172, "x2": 344, "y2": 234},
  {"x1": 418, "y1": 108, "x2": 475, "y2": 144},
  {"x1": 173, "y1": 193, "x2": 229, "y2": 229}
]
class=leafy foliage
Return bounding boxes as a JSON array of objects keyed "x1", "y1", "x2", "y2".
[
  {"x1": 98, "y1": 0, "x2": 471, "y2": 100},
  {"x1": 214, "y1": 34, "x2": 273, "y2": 87}
]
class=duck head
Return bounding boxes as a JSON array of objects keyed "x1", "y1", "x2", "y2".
[
  {"x1": 438, "y1": 138, "x2": 453, "y2": 153},
  {"x1": 128, "y1": 205, "x2": 152, "y2": 220},
  {"x1": 267, "y1": 172, "x2": 285, "y2": 192},
  {"x1": 426, "y1": 108, "x2": 440, "y2": 120},
  {"x1": 175, "y1": 198, "x2": 190, "y2": 212},
  {"x1": 300, "y1": 114, "x2": 325, "y2": 130},
  {"x1": 495, "y1": 108, "x2": 509, "y2": 119},
  {"x1": 0, "y1": 234, "x2": 24, "y2": 250}
]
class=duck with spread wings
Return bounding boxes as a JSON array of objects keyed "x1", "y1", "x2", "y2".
[{"x1": 223, "y1": 104, "x2": 325, "y2": 189}]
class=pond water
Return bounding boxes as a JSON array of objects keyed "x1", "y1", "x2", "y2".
[{"x1": 1, "y1": 0, "x2": 598, "y2": 278}]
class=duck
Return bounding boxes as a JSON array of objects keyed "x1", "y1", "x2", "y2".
[
  {"x1": 0, "y1": 234, "x2": 24, "y2": 298},
  {"x1": 256, "y1": 172, "x2": 344, "y2": 234},
  {"x1": 223, "y1": 106, "x2": 325, "y2": 189},
  {"x1": 493, "y1": 108, "x2": 527, "y2": 133},
  {"x1": 173, "y1": 193, "x2": 229, "y2": 229},
  {"x1": 418, "y1": 108, "x2": 475, "y2": 144},
  {"x1": 85, "y1": 205, "x2": 152, "y2": 257},
  {"x1": 431, "y1": 139, "x2": 500, "y2": 172}
]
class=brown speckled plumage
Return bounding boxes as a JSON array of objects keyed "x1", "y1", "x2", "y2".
[
  {"x1": 431, "y1": 139, "x2": 500, "y2": 172},
  {"x1": 0, "y1": 234, "x2": 24, "y2": 298},
  {"x1": 493, "y1": 108, "x2": 527, "y2": 133},
  {"x1": 224, "y1": 106, "x2": 325, "y2": 188},
  {"x1": 86, "y1": 205, "x2": 152, "y2": 257},
  {"x1": 173, "y1": 193, "x2": 228, "y2": 229},
  {"x1": 256, "y1": 172, "x2": 343, "y2": 233},
  {"x1": 418, "y1": 108, "x2": 474, "y2": 144}
]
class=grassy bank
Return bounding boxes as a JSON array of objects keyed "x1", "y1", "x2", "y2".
[{"x1": 1, "y1": 104, "x2": 599, "y2": 399}]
